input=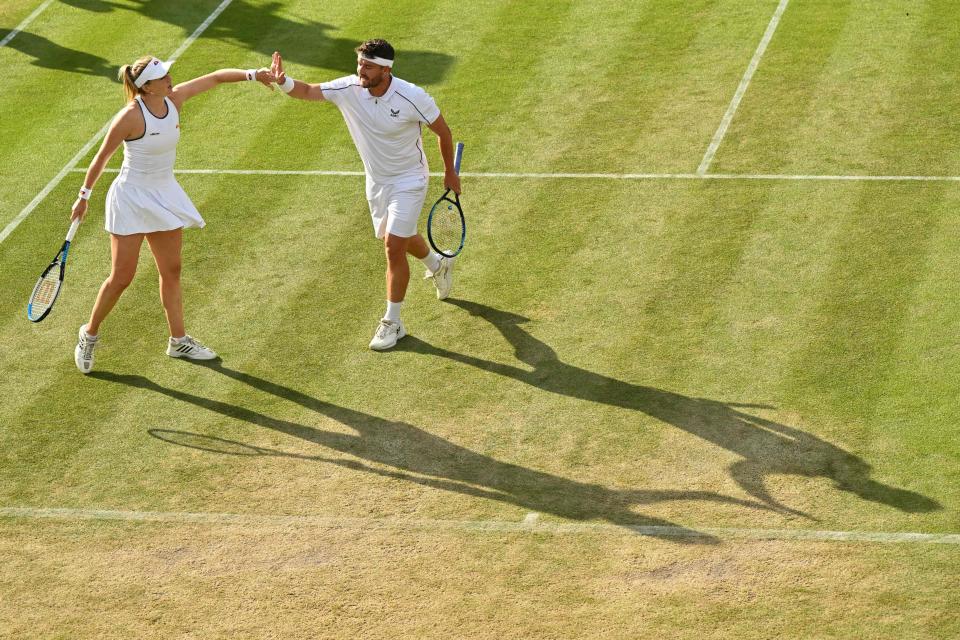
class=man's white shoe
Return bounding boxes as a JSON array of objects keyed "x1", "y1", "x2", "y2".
[
  {"x1": 369, "y1": 319, "x2": 406, "y2": 351},
  {"x1": 74, "y1": 324, "x2": 98, "y2": 374},
  {"x1": 424, "y1": 256, "x2": 454, "y2": 300},
  {"x1": 166, "y1": 335, "x2": 217, "y2": 360}
]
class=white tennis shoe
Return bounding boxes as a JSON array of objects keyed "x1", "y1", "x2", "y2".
[
  {"x1": 424, "y1": 256, "x2": 455, "y2": 300},
  {"x1": 74, "y1": 324, "x2": 98, "y2": 374},
  {"x1": 166, "y1": 335, "x2": 217, "y2": 360},
  {"x1": 369, "y1": 319, "x2": 406, "y2": 351}
]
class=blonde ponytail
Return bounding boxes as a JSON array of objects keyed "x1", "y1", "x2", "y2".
[{"x1": 118, "y1": 55, "x2": 155, "y2": 103}]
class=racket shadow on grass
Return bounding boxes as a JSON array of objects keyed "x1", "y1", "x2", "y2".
[
  {"x1": 392, "y1": 299, "x2": 942, "y2": 518},
  {"x1": 90, "y1": 366, "x2": 783, "y2": 545}
]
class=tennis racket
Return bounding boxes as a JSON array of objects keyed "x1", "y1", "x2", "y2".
[
  {"x1": 27, "y1": 218, "x2": 81, "y2": 322},
  {"x1": 427, "y1": 141, "x2": 465, "y2": 258}
]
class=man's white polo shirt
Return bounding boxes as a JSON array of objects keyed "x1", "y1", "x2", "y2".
[{"x1": 320, "y1": 75, "x2": 441, "y2": 190}]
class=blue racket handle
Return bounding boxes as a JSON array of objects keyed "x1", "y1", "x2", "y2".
[{"x1": 454, "y1": 142, "x2": 464, "y2": 175}]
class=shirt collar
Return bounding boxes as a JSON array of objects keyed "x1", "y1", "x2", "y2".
[{"x1": 360, "y1": 75, "x2": 396, "y2": 101}]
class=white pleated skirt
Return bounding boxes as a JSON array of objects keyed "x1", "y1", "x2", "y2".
[{"x1": 105, "y1": 170, "x2": 204, "y2": 236}]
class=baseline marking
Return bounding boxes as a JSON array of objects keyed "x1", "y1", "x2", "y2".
[
  {"x1": 697, "y1": 0, "x2": 791, "y2": 175},
  {"x1": 68, "y1": 168, "x2": 960, "y2": 182},
  {"x1": 2, "y1": 506, "x2": 958, "y2": 545},
  {"x1": 0, "y1": 0, "x2": 235, "y2": 246},
  {"x1": 0, "y1": 0, "x2": 55, "y2": 48}
]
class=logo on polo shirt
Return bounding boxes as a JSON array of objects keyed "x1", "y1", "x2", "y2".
[{"x1": 390, "y1": 108, "x2": 400, "y2": 118}]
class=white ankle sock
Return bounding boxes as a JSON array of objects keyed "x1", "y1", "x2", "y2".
[
  {"x1": 385, "y1": 300, "x2": 403, "y2": 323},
  {"x1": 420, "y1": 251, "x2": 441, "y2": 274}
]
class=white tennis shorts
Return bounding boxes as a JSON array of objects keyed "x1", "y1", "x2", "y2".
[{"x1": 366, "y1": 176, "x2": 428, "y2": 239}]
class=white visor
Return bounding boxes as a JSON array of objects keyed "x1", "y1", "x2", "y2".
[
  {"x1": 133, "y1": 57, "x2": 173, "y2": 88},
  {"x1": 360, "y1": 53, "x2": 393, "y2": 68}
]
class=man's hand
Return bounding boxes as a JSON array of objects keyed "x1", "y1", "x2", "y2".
[
  {"x1": 444, "y1": 171, "x2": 461, "y2": 195},
  {"x1": 271, "y1": 51, "x2": 286, "y2": 84}
]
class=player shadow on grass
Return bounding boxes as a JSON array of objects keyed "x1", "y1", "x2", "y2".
[
  {"x1": 0, "y1": 29, "x2": 115, "y2": 79},
  {"x1": 90, "y1": 367, "x2": 787, "y2": 545},
  {"x1": 393, "y1": 299, "x2": 942, "y2": 518},
  {"x1": 59, "y1": 0, "x2": 454, "y2": 86}
]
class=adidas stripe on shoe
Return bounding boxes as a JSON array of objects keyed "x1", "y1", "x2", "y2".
[{"x1": 166, "y1": 335, "x2": 217, "y2": 360}]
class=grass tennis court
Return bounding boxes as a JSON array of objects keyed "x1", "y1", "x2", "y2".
[{"x1": 1, "y1": 0, "x2": 959, "y2": 637}]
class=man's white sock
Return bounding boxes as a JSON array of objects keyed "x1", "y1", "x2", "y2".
[
  {"x1": 385, "y1": 300, "x2": 403, "y2": 323},
  {"x1": 420, "y1": 251, "x2": 442, "y2": 274}
]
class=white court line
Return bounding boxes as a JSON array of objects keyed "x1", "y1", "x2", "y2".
[
  {"x1": 2, "y1": 506, "x2": 958, "y2": 544},
  {"x1": 0, "y1": 0, "x2": 235, "y2": 246},
  {"x1": 0, "y1": 0, "x2": 55, "y2": 48},
  {"x1": 68, "y1": 168, "x2": 960, "y2": 182},
  {"x1": 697, "y1": 0, "x2": 791, "y2": 175}
]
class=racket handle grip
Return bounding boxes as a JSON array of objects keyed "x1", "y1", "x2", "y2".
[
  {"x1": 454, "y1": 141, "x2": 464, "y2": 175},
  {"x1": 66, "y1": 218, "x2": 81, "y2": 242}
]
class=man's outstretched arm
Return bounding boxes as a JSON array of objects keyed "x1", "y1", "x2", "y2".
[{"x1": 272, "y1": 51, "x2": 326, "y2": 101}]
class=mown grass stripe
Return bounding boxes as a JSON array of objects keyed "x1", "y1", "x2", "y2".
[
  {"x1": 782, "y1": 2, "x2": 960, "y2": 431},
  {"x1": 2, "y1": 506, "x2": 957, "y2": 545},
  {"x1": 697, "y1": 0, "x2": 790, "y2": 174},
  {"x1": 0, "y1": 0, "x2": 54, "y2": 48}
]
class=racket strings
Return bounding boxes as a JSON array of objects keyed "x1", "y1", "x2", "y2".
[
  {"x1": 430, "y1": 199, "x2": 464, "y2": 254},
  {"x1": 30, "y1": 270, "x2": 61, "y2": 315}
]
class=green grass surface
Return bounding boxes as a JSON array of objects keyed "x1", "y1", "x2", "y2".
[{"x1": 1, "y1": 0, "x2": 958, "y2": 637}]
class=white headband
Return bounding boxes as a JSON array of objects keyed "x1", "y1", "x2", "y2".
[
  {"x1": 133, "y1": 57, "x2": 173, "y2": 88},
  {"x1": 360, "y1": 54, "x2": 393, "y2": 68}
]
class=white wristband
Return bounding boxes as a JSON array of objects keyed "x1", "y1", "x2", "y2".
[
  {"x1": 78, "y1": 186, "x2": 92, "y2": 200},
  {"x1": 245, "y1": 68, "x2": 257, "y2": 81},
  {"x1": 279, "y1": 76, "x2": 295, "y2": 93}
]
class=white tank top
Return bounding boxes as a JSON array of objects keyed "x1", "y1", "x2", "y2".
[{"x1": 119, "y1": 96, "x2": 180, "y2": 184}]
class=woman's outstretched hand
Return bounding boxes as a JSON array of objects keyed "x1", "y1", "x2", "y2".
[{"x1": 254, "y1": 68, "x2": 277, "y2": 89}]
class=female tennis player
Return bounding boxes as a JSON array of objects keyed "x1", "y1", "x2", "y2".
[{"x1": 70, "y1": 56, "x2": 274, "y2": 373}]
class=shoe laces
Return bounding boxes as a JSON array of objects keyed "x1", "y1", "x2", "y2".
[
  {"x1": 178, "y1": 335, "x2": 207, "y2": 351},
  {"x1": 375, "y1": 320, "x2": 397, "y2": 338},
  {"x1": 80, "y1": 335, "x2": 97, "y2": 360}
]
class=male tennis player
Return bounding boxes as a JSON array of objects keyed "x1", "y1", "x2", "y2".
[{"x1": 271, "y1": 40, "x2": 461, "y2": 350}]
